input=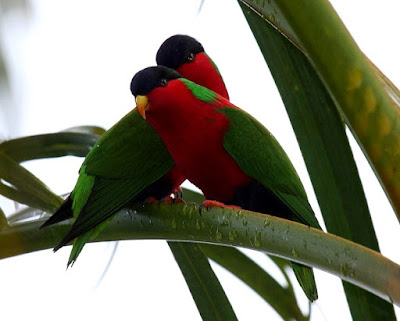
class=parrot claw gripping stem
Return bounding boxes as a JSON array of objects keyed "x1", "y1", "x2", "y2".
[
  {"x1": 143, "y1": 188, "x2": 184, "y2": 205},
  {"x1": 171, "y1": 187, "x2": 185, "y2": 204},
  {"x1": 161, "y1": 194, "x2": 185, "y2": 204},
  {"x1": 174, "y1": 187, "x2": 183, "y2": 200}
]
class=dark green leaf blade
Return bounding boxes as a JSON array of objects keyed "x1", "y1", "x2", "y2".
[
  {"x1": 0, "y1": 207, "x2": 7, "y2": 230},
  {"x1": 238, "y1": 3, "x2": 395, "y2": 320},
  {"x1": 272, "y1": 0, "x2": 400, "y2": 219},
  {"x1": 0, "y1": 181, "x2": 57, "y2": 214},
  {"x1": 0, "y1": 132, "x2": 99, "y2": 163},
  {"x1": 168, "y1": 242, "x2": 237, "y2": 321},
  {"x1": 0, "y1": 151, "x2": 62, "y2": 212},
  {"x1": 267, "y1": 255, "x2": 294, "y2": 293},
  {"x1": 200, "y1": 244, "x2": 308, "y2": 321},
  {"x1": 63, "y1": 125, "x2": 106, "y2": 136}
]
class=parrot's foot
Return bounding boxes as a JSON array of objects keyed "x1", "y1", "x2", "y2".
[
  {"x1": 171, "y1": 197, "x2": 185, "y2": 204},
  {"x1": 174, "y1": 187, "x2": 183, "y2": 200},
  {"x1": 144, "y1": 190, "x2": 185, "y2": 205},
  {"x1": 162, "y1": 187, "x2": 185, "y2": 204},
  {"x1": 160, "y1": 195, "x2": 185, "y2": 204},
  {"x1": 144, "y1": 195, "x2": 175, "y2": 205},
  {"x1": 199, "y1": 200, "x2": 242, "y2": 215}
]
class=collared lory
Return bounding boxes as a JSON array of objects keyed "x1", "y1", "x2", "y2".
[
  {"x1": 131, "y1": 66, "x2": 320, "y2": 301},
  {"x1": 40, "y1": 110, "x2": 181, "y2": 266},
  {"x1": 41, "y1": 35, "x2": 229, "y2": 266}
]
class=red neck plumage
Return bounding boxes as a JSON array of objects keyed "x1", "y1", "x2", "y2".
[
  {"x1": 177, "y1": 52, "x2": 229, "y2": 100},
  {"x1": 146, "y1": 81, "x2": 251, "y2": 202}
]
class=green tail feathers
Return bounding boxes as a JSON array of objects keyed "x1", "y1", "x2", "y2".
[
  {"x1": 67, "y1": 216, "x2": 115, "y2": 267},
  {"x1": 68, "y1": 231, "x2": 92, "y2": 267},
  {"x1": 291, "y1": 262, "x2": 318, "y2": 302}
]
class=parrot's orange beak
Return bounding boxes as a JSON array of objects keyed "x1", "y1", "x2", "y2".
[{"x1": 136, "y1": 95, "x2": 149, "y2": 119}]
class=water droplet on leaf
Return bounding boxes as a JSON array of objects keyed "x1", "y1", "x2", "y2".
[
  {"x1": 254, "y1": 232, "x2": 261, "y2": 247},
  {"x1": 268, "y1": 13, "x2": 275, "y2": 23},
  {"x1": 216, "y1": 228, "x2": 223, "y2": 242},
  {"x1": 196, "y1": 219, "x2": 201, "y2": 230}
]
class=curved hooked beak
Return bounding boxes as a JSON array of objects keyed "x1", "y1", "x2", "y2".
[{"x1": 136, "y1": 95, "x2": 150, "y2": 119}]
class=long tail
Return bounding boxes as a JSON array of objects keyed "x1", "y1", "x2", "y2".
[
  {"x1": 291, "y1": 262, "x2": 318, "y2": 302},
  {"x1": 40, "y1": 196, "x2": 73, "y2": 229}
]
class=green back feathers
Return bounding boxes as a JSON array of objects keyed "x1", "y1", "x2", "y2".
[
  {"x1": 180, "y1": 78, "x2": 218, "y2": 104},
  {"x1": 220, "y1": 107, "x2": 319, "y2": 301},
  {"x1": 219, "y1": 107, "x2": 320, "y2": 229}
]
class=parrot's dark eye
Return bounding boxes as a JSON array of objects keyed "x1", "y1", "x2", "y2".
[
  {"x1": 187, "y1": 52, "x2": 195, "y2": 61},
  {"x1": 131, "y1": 66, "x2": 181, "y2": 96}
]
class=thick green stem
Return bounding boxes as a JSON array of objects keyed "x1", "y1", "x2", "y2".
[
  {"x1": 237, "y1": 3, "x2": 394, "y2": 319},
  {"x1": 245, "y1": 0, "x2": 400, "y2": 219},
  {"x1": 1, "y1": 203, "x2": 399, "y2": 306}
]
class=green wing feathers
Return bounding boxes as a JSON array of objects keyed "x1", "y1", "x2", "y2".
[
  {"x1": 71, "y1": 165, "x2": 95, "y2": 218},
  {"x1": 219, "y1": 107, "x2": 320, "y2": 229},
  {"x1": 49, "y1": 109, "x2": 174, "y2": 261},
  {"x1": 83, "y1": 109, "x2": 173, "y2": 178},
  {"x1": 67, "y1": 217, "x2": 114, "y2": 267},
  {"x1": 220, "y1": 106, "x2": 320, "y2": 301}
]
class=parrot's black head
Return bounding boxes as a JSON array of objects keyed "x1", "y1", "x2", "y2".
[
  {"x1": 130, "y1": 66, "x2": 181, "y2": 96},
  {"x1": 156, "y1": 35, "x2": 204, "y2": 70}
]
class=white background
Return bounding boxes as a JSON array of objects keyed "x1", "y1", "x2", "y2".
[{"x1": 0, "y1": 1, "x2": 399, "y2": 320}]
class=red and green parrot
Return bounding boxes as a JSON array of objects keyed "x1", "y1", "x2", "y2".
[
  {"x1": 131, "y1": 66, "x2": 321, "y2": 302},
  {"x1": 41, "y1": 35, "x2": 228, "y2": 266}
]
